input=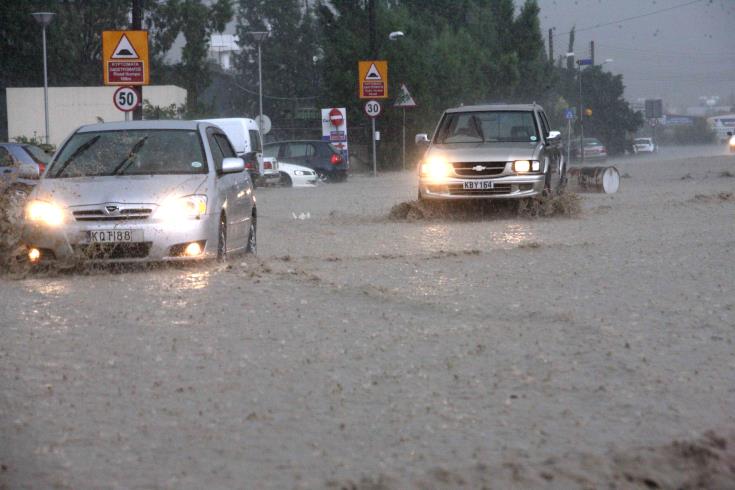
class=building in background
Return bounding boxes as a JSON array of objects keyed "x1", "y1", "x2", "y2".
[
  {"x1": 6, "y1": 85, "x2": 186, "y2": 146},
  {"x1": 208, "y1": 34, "x2": 240, "y2": 72}
]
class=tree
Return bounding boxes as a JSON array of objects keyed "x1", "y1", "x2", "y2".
[
  {"x1": 145, "y1": 0, "x2": 233, "y2": 116},
  {"x1": 235, "y1": 0, "x2": 321, "y2": 137}
]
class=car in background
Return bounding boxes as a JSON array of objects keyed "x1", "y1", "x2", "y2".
[
  {"x1": 415, "y1": 103, "x2": 564, "y2": 200},
  {"x1": 0, "y1": 143, "x2": 48, "y2": 195},
  {"x1": 278, "y1": 161, "x2": 318, "y2": 187},
  {"x1": 198, "y1": 117, "x2": 278, "y2": 186},
  {"x1": 633, "y1": 137, "x2": 657, "y2": 154},
  {"x1": 573, "y1": 138, "x2": 608, "y2": 161},
  {"x1": 264, "y1": 140, "x2": 348, "y2": 182},
  {"x1": 22, "y1": 120, "x2": 256, "y2": 264}
]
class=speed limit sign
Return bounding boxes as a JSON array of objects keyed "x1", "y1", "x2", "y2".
[
  {"x1": 113, "y1": 86, "x2": 139, "y2": 112},
  {"x1": 364, "y1": 100, "x2": 382, "y2": 119}
]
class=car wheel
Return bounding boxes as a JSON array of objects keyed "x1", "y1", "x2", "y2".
[
  {"x1": 217, "y1": 213, "x2": 227, "y2": 262},
  {"x1": 280, "y1": 172, "x2": 293, "y2": 187},
  {"x1": 245, "y1": 210, "x2": 257, "y2": 255},
  {"x1": 316, "y1": 170, "x2": 329, "y2": 183}
]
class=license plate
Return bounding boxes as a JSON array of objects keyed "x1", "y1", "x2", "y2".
[
  {"x1": 463, "y1": 180, "x2": 495, "y2": 190},
  {"x1": 88, "y1": 230, "x2": 142, "y2": 243}
]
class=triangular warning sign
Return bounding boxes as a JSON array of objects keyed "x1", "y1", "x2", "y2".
[
  {"x1": 395, "y1": 83, "x2": 417, "y2": 108},
  {"x1": 365, "y1": 63, "x2": 382, "y2": 80},
  {"x1": 111, "y1": 34, "x2": 139, "y2": 59}
]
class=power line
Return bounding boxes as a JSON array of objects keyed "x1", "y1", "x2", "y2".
[{"x1": 553, "y1": 0, "x2": 705, "y2": 39}]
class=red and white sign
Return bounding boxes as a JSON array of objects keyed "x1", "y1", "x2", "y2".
[
  {"x1": 321, "y1": 107, "x2": 349, "y2": 153},
  {"x1": 328, "y1": 108, "x2": 344, "y2": 127},
  {"x1": 364, "y1": 100, "x2": 382, "y2": 119},
  {"x1": 113, "y1": 86, "x2": 139, "y2": 112}
]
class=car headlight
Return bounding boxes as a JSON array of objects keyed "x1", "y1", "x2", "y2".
[
  {"x1": 294, "y1": 170, "x2": 305, "y2": 176},
  {"x1": 25, "y1": 200, "x2": 64, "y2": 226},
  {"x1": 513, "y1": 160, "x2": 541, "y2": 173},
  {"x1": 156, "y1": 195, "x2": 207, "y2": 221},
  {"x1": 729, "y1": 136, "x2": 735, "y2": 146},
  {"x1": 420, "y1": 156, "x2": 452, "y2": 181}
]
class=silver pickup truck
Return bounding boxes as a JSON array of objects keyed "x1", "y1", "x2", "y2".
[{"x1": 416, "y1": 104, "x2": 565, "y2": 200}]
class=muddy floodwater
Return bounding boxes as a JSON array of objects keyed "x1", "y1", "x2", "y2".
[{"x1": 1, "y1": 149, "x2": 734, "y2": 488}]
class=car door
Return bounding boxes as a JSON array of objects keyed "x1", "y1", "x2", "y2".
[
  {"x1": 215, "y1": 132, "x2": 252, "y2": 248},
  {"x1": 538, "y1": 110, "x2": 562, "y2": 188},
  {"x1": 207, "y1": 128, "x2": 246, "y2": 249}
]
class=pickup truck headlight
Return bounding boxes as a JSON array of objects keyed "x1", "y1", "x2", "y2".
[
  {"x1": 729, "y1": 135, "x2": 735, "y2": 147},
  {"x1": 420, "y1": 156, "x2": 452, "y2": 181},
  {"x1": 513, "y1": 160, "x2": 541, "y2": 173},
  {"x1": 156, "y1": 195, "x2": 207, "y2": 221},
  {"x1": 26, "y1": 200, "x2": 64, "y2": 226}
]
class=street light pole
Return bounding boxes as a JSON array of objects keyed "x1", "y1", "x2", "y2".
[
  {"x1": 31, "y1": 12, "x2": 55, "y2": 145},
  {"x1": 578, "y1": 61, "x2": 584, "y2": 164},
  {"x1": 248, "y1": 31, "x2": 269, "y2": 138}
]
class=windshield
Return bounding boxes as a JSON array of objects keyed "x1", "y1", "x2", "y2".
[
  {"x1": 48, "y1": 129, "x2": 207, "y2": 178},
  {"x1": 435, "y1": 111, "x2": 539, "y2": 144},
  {"x1": 22, "y1": 145, "x2": 51, "y2": 165}
]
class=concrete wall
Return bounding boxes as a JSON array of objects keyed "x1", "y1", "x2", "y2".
[{"x1": 6, "y1": 85, "x2": 187, "y2": 146}]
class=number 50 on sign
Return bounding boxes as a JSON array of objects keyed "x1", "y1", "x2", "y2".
[{"x1": 113, "y1": 86, "x2": 139, "y2": 112}]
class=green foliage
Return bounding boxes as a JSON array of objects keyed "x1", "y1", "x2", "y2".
[
  {"x1": 142, "y1": 99, "x2": 185, "y2": 119},
  {"x1": 235, "y1": 0, "x2": 321, "y2": 132}
]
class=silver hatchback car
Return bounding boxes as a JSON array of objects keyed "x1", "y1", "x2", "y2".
[{"x1": 22, "y1": 120, "x2": 256, "y2": 264}]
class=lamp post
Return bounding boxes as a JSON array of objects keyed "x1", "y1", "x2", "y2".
[
  {"x1": 31, "y1": 12, "x2": 55, "y2": 145},
  {"x1": 248, "y1": 31, "x2": 269, "y2": 138},
  {"x1": 388, "y1": 31, "x2": 406, "y2": 169}
]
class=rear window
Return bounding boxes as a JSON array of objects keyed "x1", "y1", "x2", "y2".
[
  {"x1": 249, "y1": 130, "x2": 262, "y2": 152},
  {"x1": 584, "y1": 138, "x2": 602, "y2": 147},
  {"x1": 634, "y1": 138, "x2": 651, "y2": 144},
  {"x1": 23, "y1": 145, "x2": 50, "y2": 164},
  {"x1": 49, "y1": 129, "x2": 207, "y2": 178},
  {"x1": 263, "y1": 145, "x2": 278, "y2": 158}
]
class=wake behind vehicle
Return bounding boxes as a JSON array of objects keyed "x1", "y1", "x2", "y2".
[
  {"x1": 22, "y1": 120, "x2": 256, "y2": 264},
  {"x1": 416, "y1": 104, "x2": 564, "y2": 200}
]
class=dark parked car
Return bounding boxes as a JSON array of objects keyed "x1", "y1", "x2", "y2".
[
  {"x1": 263, "y1": 140, "x2": 348, "y2": 182},
  {"x1": 0, "y1": 143, "x2": 49, "y2": 194}
]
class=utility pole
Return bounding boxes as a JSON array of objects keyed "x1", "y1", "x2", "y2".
[
  {"x1": 131, "y1": 0, "x2": 143, "y2": 120},
  {"x1": 590, "y1": 40, "x2": 595, "y2": 66},
  {"x1": 548, "y1": 28, "x2": 554, "y2": 61},
  {"x1": 368, "y1": 0, "x2": 376, "y2": 59}
]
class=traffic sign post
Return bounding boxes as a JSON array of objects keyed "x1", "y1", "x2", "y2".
[
  {"x1": 364, "y1": 100, "x2": 382, "y2": 177},
  {"x1": 358, "y1": 61, "x2": 388, "y2": 99},
  {"x1": 394, "y1": 84, "x2": 417, "y2": 170},
  {"x1": 113, "y1": 86, "x2": 139, "y2": 120},
  {"x1": 103, "y1": 31, "x2": 149, "y2": 86}
]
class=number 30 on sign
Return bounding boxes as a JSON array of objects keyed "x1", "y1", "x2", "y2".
[
  {"x1": 364, "y1": 100, "x2": 382, "y2": 119},
  {"x1": 113, "y1": 86, "x2": 139, "y2": 112}
]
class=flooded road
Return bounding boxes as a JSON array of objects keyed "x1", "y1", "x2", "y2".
[{"x1": 2, "y1": 150, "x2": 735, "y2": 488}]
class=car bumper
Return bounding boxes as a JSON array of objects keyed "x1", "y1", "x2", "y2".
[
  {"x1": 22, "y1": 213, "x2": 219, "y2": 263},
  {"x1": 419, "y1": 174, "x2": 546, "y2": 200},
  {"x1": 291, "y1": 173, "x2": 318, "y2": 187},
  {"x1": 260, "y1": 170, "x2": 281, "y2": 185}
]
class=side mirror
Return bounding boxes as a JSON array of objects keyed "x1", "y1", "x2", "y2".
[
  {"x1": 221, "y1": 157, "x2": 245, "y2": 174},
  {"x1": 18, "y1": 162, "x2": 40, "y2": 179},
  {"x1": 728, "y1": 132, "x2": 733, "y2": 136},
  {"x1": 415, "y1": 133, "x2": 430, "y2": 146},
  {"x1": 547, "y1": 130, "x2": 562, "y2": 142}
]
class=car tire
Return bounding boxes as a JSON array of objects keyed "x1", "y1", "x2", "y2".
[
  {"x1": 245, "y1": 209, "x2": 257, "y2": 255},
  {"x1": 280, "y1": 172, "x2": 293, "y2": 187},
  {"x1": 217, "y1": 213, "x2": 227, "y2": 262}
]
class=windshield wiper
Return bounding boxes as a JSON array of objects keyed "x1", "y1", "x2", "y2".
[
  {"x1": 111, "y1": 137, "x2": 149, "y2": 175},
  {"x1": 51, "y1": 135, "x2": 100, "y2": 177}
]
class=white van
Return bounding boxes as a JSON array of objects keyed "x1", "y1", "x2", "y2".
[{"x1": 199, "y1": 118, "x2": 279, "y2": 185}]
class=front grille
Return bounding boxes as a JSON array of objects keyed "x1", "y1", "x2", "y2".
[
  {"x1": 447, "y1": 183, "x2": 513, "y2": 196},
  {"x1": 73, "y1": 208, "x2": 152, "y2": 222},
  {"x1": 452, "y1": 162, "x2": 506, "y2": 177},
  {"x1": 72, "y1": 242, "x2": 152, "y2": 259}
]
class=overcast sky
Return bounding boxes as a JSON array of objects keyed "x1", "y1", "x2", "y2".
[{"x1": 531, "y1": 0, "x2": 735, "y2": 110}]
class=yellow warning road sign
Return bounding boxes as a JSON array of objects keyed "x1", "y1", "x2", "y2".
[
  {"x1": 103, "y1": 31, "x2": 149, "y2": 86},
  {"x1": 358, "y1": 60, "x2": 388, "y2": 99}
]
